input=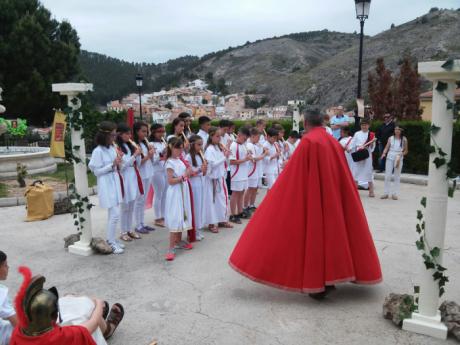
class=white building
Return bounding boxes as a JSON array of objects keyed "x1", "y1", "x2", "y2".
[
  {"x1": 188, "y1": 79, "x2": 208, "y2": 90},
  {"x1": 152, "y1": 109, "x2": 172, "y2": 125}
]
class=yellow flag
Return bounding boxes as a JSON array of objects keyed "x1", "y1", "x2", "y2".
[{"x1": 50, "y1": 111, "x2": 66, "y2": 158}]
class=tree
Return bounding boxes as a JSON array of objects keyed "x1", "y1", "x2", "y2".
[
  {"x1": 393, "y1": 56, "x2": 421, "y2": 120},
  {"x1": 368, "y1": 58, "x2": 395, "y2": 120},
  {"x1": 165, "y1": 102, "x2": 173, "y2": 110},
  {"x1": 0, "y1": 0, "x2": 81, "y2": 125}
]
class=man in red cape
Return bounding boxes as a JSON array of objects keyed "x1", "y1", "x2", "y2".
[{"x1": 229, "y1": 110, "x2": 382, "y2": 298}]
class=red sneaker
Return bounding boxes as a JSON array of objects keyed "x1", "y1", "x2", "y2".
[{"x1": 165, "y1": 249, "x2": 175, "y2": 261}]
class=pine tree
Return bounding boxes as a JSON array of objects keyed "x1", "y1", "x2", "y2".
[
  {"x1": 394, "y1": 56, "x2": 422, "y2": 120},
  {"x1": 367, "y1": 58, "x2": 394, "y2": 120},
  {"x1": 0, "y1": 0, "x2": 81, "y2": 125}
]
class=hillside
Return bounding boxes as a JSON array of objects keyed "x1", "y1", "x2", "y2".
[{"x1": 80, "y1": 9, "x2": 460, "y2": 108}]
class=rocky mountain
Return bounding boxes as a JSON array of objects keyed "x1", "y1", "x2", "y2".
[{"x1": 80, "y1": 8, "x2": 460, "y2": 109}]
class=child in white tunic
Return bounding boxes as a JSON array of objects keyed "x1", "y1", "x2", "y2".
[
  {"x1": 286, "y1": 130, "x2": 300, "y2": 158},
  {"x1": 133, "y1": 121, "x2": 155, "y2": 234},
  {"x1": 263, "y1": 128, "x2": 281, "y2": 189},
  {"x1": 88, "y1": 121, "x2": 124, "y2": 254},
  {"x1": 164, "y1": 137, "x2": 194, "y2": 261},
  {"x1": 244, "y1": 128, "x2": 267, "y2": 214},
  {"x1": 381, "y1": 126, "x2": 408, "y2": 200},
  {"x1": 351, "y1": 120, "x2": 376, "y2": 197},
  {"x1": 150, "y1": 123, "x2": 168, "y2": 227},
  {"x1": 116, "y1": 123, "x2": 143, "y2": 243},
  {"x1": 186, "y1": 135, "x2": 208, "y2": 241},
  {"x1": 204, "y1": 127, "x2": 232, "y2": 233},
  {"x1": 338, "y1": 127, "x2": 354, "y2": 173},
  {"x1": 0, "y1": 251, "x2": 16, "y2": 345}
]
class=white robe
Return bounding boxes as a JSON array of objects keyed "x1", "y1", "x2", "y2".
[
  {"x1": 164, "y1": 158, "x2": 193, "y2": 232},
  {"x1": 186, "y1": 153, "x2": 207, "y2": 230},
  {"x1": 151, "y1": 141, "x2": 167, "y2": 219},
  {"x1": 351, "y1": 130, "x2": 375, "y2": 183},
  {"x1": 204, "y1": 145, "x2": 228, "y2": 224},
  {"x1": 88, "y1": 146, "x2": 123, "y2": 209},
  {"x1": 339, "y1": 136, "x2": 354, "y2": 174},
  {"x1": 0, "y1": 285, "x2": 14, "y2": 345},
  {"x1": 119, "y1": 143, "x2": 139, "y2": 204}
]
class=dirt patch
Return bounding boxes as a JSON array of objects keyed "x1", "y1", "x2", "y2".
[{"x1": 2, "y1": 177, "x2": 70, "y2": 198}]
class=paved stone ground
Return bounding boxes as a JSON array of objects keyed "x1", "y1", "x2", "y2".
[{"x1": 1, "y1": 180, "x2": 459, "y2": 345}]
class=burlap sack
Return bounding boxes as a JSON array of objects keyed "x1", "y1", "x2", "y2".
[{"x1": 24, "y1": 180, "x2": 54, "y2": 221}]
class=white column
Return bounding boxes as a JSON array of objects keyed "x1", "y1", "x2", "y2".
[
  {"x1": 292, "y1": 106, "x2": 301, "y2": 132},
  {"x1": 403, "y1": 60, "x2": 460, "y2": 339},
  {"x1": 52, "y1": 83, "x2": 94, "y2": 256}
]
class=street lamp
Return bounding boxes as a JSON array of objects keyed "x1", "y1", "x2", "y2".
[
  {"x1": 355, "y1": 0, "x2": 371, "y2": 99},
  {"x1": 136, "y1": 73, "x2": 143, "y2": 120}
]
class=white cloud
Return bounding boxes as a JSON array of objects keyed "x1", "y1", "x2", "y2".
[{"x1": 40, "y1": 0, "x2": 459, "y2": 63}]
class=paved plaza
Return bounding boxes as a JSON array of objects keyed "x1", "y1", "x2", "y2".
[{"x1": 1, "y1": 180, "x2": 459, "y2": 345}]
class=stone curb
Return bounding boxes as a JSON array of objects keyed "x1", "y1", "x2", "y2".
[
  {"x1": 374, "y1": 173, "x2": 428, "y2": 186},
  {"x1": 0, "y1": 186, "x2": 98, "y2": 208}
]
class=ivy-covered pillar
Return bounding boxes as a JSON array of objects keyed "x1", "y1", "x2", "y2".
[
  {"x1": 52, "y1": 83, "x2": 94, "y2": 256},
  {"x1": 403, "y1": 60, "x2": 460, "y2": 339},
  {"x1": 292, "y1": 106, "x2": 301, "y2": 132}
]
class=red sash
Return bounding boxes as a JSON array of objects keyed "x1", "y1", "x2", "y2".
[
  {"x1": 231, "y1": 144, "x2": 240, "y2": 179},
  {"x1": 133, "y1": 161, "x2": 144, "y2": 195},
  {"x1": 114, "y1": 146, "x2": 125, "y2": 198}
]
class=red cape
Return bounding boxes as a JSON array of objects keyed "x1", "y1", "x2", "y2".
[
  {"x1": 10, "y1": 325, "x2": 96, "y2": 345},
  {"x1": 229, "y1": 127, "x2": 382, "y2": 293}
]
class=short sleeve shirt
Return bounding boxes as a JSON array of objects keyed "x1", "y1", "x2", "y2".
[
  {"x1": 0, "y1": 285, "x2": 15, "y2": 319},
  {"x1": 331, "y1": 115, "x2": 350, "y2": 139}
]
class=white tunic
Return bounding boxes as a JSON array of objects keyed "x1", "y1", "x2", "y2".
[
  {"x1": 387, "y1": 136, "x2": 404, "y2": 161},
  {"x1": 263, "y1": 142, "x2": 279, "y2": 175},
  {"x1": 137, "y1": 141, "x2": 154, "y2": 180},
  {"x1": 0, "y1": 285, "x2": 14, "y2": 345},
  {"x1": 151, "y1": 141, "x2": 167, "y2": 172},
  {"x1": 89, "y1": 146, "x2": 123, "y2": 208},
  {"x1": 164, "y1": 158, "x2": 193, "y2": 232},
  {"x1": 119, "y1": 143, "x2": 140, "y2": 203},
  {"x1": 186, "y1": 153, "x2": 207, "y2": 230},
  {"x1": 197, "y1": 129, "x2": 209, "y2": 144},
  {"x1": 204, "y1": 145, "x2": 228, "y2": 224},
  {"x1": 246, "y1": 142, "x2": 264, "y2": 180},
  {"x1": 351, "y1": 130, "x2": 375, "y2": 183},
  {"x1": 339, "y1": 136, "x2": 354, "y2": 173},
  {"x1": 230, "y1": 142, "x2": 250, "y2": 182}
]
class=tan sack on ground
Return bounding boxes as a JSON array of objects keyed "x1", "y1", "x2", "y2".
[{"x1": 24, "y1": 180, "x2": 54, "y2": 221}]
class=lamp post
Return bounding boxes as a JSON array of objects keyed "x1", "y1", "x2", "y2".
[
  {"x1": 355, "y1": 0, "x2": 371, "y2": 99},
  {"x1": 136, "y1": 73, "x2": 143, "y2": 120}
]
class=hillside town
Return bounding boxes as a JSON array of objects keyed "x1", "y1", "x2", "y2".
[{"x1": 106, "y1": 79, "x2": 297, "y2": 123}]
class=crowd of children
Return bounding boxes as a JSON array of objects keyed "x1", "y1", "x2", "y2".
[{"x1": 89, "y1": 114, "x2": 300, "y2": 261}]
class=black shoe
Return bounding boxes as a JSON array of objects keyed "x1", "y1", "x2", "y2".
[
  {"x1": 229, "y1": 215, "x2": 242, "y2": 224},
  {"x1": 308, "y1": 285, "x2": 336, "y2": 300},
  {"x1": 240, "y1": 211, "x2": 250, "y2": 219},
  {"x1": 249, "y1": 206, "x2": 257, "y2": 212}
]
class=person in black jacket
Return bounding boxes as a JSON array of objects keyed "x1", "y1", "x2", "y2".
[{"x1": 376, "y1": 113, "x2": 395, "y2": 173}]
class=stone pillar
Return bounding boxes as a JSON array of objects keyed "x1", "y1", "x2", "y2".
[
  {"x1": 52, "y1": 83, "x2": 94, "y2": 256},
  {"x1": 403, "y1": 60, "x2": 460, "y2": 339},
  {"x1": 292, "y1": 106, "x2": 301, "y2": 132}
]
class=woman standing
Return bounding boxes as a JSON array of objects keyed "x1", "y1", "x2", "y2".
[
  {"x1": 351, "y1": 119, "x2": 376, "y2": 197},
  {"x1": 380, "y1": 126, "x2": 409, "y2": 200}
]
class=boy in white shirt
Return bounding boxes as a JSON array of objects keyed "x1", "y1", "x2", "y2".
[
  {"x1": 0, "y1": 251, "x2": 17, "y2": 345},
  {"x1": 197, "y1": 116, "x2": 211, "y2": 144},
  {"x1": 229, "y1": 126, "x2": 252, "y2": 224},
  {"x1": 263, "y1": 128, "x2": 281, "y2": 189},
  {"x1": 219, "y1": 119, "x2": 234, "y2": 196},
  {"x1": 286, "y1": 130, "x2": 300, "y2": 158},
  {"x1": 256, "y1": 119, "x2": 267, "y2": 145},
  {"x1": 244, "y1": 128, "x2": 267, "y2": 214}
]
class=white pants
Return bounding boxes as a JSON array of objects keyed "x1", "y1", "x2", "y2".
[
  {"x1": 120, "y1": 200, "x2": 135, "y2": 233},
  {"x1": 134, "y1": 177, "x2": 151, "y2": 229},
  {"x1": 152, "y1": 171, "x2": 167, "y2": 219},
  {"x1": 384, "y1": 157, "x2": 403, "y2": 196},
  {"x1": 107, "y1": 206, "x2": 119, "y2": 244}
]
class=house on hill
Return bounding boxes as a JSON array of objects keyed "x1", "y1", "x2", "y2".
[{"x1": 420, "y1": 88, "x2": 460, "y2": 121}]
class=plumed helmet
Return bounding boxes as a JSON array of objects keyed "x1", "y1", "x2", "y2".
[{"x1": 14, "y1": 267, "x2": 60, "y2": 336}]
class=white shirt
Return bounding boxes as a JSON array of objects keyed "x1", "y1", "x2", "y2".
[
  {"x1": 352, "y1": 130, "x2": 376, "y2": 153},
  {"x1": 0, "y1": 284, "x2": 14, "y2": 345},
  {"x1": 197, "y1": 129, "x2": 209, "y2": 145},
  {"x1": 230, "y1": 142, "x2": 249, "y2": 182},
  {"x1": 151, "y1": 141, "x2": 167, "y2": 172},
  {"x1": 205, "y1": 144, "x2": 227, "y2": 179},
  {"x1": 387, "y1": 136, "x2": 405, "y2": 160},
  {"x1": 246, "y1": 142, "x2": 264, "y2": 179},
  {"x1": 136, "y1": 141, "x2": 154, "y2": 179},
  {"x1": 263, "y1": 142, "x2": 279, "y2": 175}
]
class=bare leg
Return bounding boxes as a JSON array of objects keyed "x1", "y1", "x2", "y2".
[
  {"x1": 368, "y1": 181, "x2": 375, "y2": 197},
  {"x1": 249, "y1": 188, "x2": 257, "y2": 206}
]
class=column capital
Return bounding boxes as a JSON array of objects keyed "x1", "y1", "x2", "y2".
[
  {"x1": 52, "y1": 83, "x2": 93, "y2": 97},
  {"x1": 418, "y1": 60, "x2": 460, "y2": 82}
]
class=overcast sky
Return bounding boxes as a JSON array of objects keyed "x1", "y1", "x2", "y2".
[{"x1": 41, "y1": 0, "x2": 459, "y2": 64}]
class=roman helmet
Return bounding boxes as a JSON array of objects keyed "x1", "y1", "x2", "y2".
[{"x1": 14, "y1": 267, "x2": 60, "y2": 336}]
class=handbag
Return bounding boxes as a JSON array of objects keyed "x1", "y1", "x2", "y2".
[{"x1": 351, "y1": 132, "x2": 372, "y2": 162}]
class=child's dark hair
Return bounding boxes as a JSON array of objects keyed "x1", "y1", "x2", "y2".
[
  {"x1": 219, "y1": 119, "x2": 232, "y2": 128},
  {"x1": 206, "y1": 126, "x2": 220, "y2": 150},
  {"x1": 250, "y1": 128, "x2": 260, "y2": 136},
  {"x1": 199, "y1": 116, "x2": 211, "y2": 126},
  {"x1": 133, "y1": 121, "x2": 150, "y2": 147},
  {"x1": 256, "y1": 119, "x2": 266, "y2": 126},
  {"x1": 171, "y1": 117, "x2": 185, "y2": 135},
  {"x1": 150, "y1": 123, "x2": 165, "y2": 142},
  {"x1": 116, "y1": 123, "x2": 136, "y2": 155},
  {"x1": 289, "y1": 130, "x2": 299, "y2": 139},
  {"x1": 266, "y1": 128, "x2": 279, "y2": 138},
  {"x1": 188, "y1": 135, "x2": 203, "y2": 167},
  {"x1": 0, "y1": 251, "x2": 6, "y2": 265},
  {"x1": 166, "y1": 137, "x2": 184, "y2": 159},
  {"x1": 178, "y1": 112, "x2": 191, "y2": 120},
  {"x1": 272, "y1": 124, "x2": 284, "y2": 132},
  {"x1": 238, "y1": 126, "x2": 250, "y2": 137},
  {"x1": 340, "y1": 127, "x2": 350, "y2": 136},
  {"x1": 95, "y1": 121, "x2": 116, "y2": 148}
]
